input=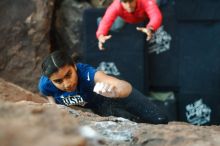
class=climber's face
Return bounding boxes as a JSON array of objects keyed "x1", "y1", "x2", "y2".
[
  {"x1": 121, "y1": 0, "x2": 137, "y2": 13},
  {"x1": 50, "y1": 65, "x2": 78, "y2": 92}
]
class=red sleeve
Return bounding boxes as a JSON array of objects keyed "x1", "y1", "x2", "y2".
[
  {"x1": 144, "y1": 0, "x2": 162, "y2": 31},
  {"x1": 96, "y1": 1, "x2": 119, "y2": 38}
]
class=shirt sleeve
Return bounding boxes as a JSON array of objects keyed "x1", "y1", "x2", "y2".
[
  {"x1": 144, "y1": 0, "x2": 162, "y2": 31},
  {"x1": 38, "y1": 76, "x2": 54, "y2": 97},
  {"x1": 77, "y1": 63, "x2": 97, "y2": 89},
  {"x1": 96, "y1": 1, "x2": 119, "y2": 38}
]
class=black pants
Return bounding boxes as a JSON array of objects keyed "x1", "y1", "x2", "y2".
[{"x1": 90, "y1": 88, "x2": 168, "y2": 124}]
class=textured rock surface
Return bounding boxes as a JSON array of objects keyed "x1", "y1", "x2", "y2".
[
  {"x1": 1, "y1": 78, "x2": 220, "y2": 146},
  {"x1": 0, "y1": 0, "x2": 54, "y2": 92},
  {"x1": 0, "y1": 78, "x2": 47, "y2": 103},
  {"x1": 54, "y1": 0, "x2": 91, "y2": 56}
]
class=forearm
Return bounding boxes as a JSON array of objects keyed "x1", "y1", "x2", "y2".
[
  {"x1": 146, "y1": 12, "x2": 162, "y2": 31},
  {"x1": 96, "y1": 22, "x2": 111, "y2": 38},
  {"x1": 96, "y1": 4, "x2": 118, "y2": 38},
  {"x1": 94, "y1": 71, "x2": 132, "y2": 98},
  {"x1": 115, "y1": 80, "x2": 132, "y2": 98},
  {"x1": 145, "y1": 0, "x2": 162, "y2": 31}
]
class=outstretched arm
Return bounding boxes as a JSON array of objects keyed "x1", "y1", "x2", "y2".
[
  {"x1": 96, "y1": 1, "x2": 119, "y2": 50},
  {"x1": 93, "y1": 71, "x2": 132, "y2": 98},
  {"x1": 137, "y1": 0, "x2": 162, "y2": 41}
]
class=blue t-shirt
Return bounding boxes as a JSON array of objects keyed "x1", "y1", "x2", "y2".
[{"x1": 38, "y1": 63, "x2": 98, "y2": 108}]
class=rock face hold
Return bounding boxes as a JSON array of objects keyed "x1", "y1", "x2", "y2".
[
  {"x1": 0, "y1": 0, "x2": 54, "y2": 92},
  {"x1": 53, "y1": 0, "x2": 91, "y2": 55},
  {"x1": 1, "y1": 78, "x2": 220, "y2": 146},
  {"x1": 0, "y1": 78, "x2": 47, "y2": 103}
]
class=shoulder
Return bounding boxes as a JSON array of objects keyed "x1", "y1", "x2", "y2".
[
  {"x1": 38, "y1": 76, "x2": 50, "y2": 89},
  {"x1": 76, "y1": 63, "x2": 97, "y2": 77},
  {"x1": 76, "y1": 63, "x2": 96, "y2": 72},
  {"x1": 107, "y1": 0, "x2": 121, "y2": 12},
  {"x1": 111, "y1": 0, "x2": 120, "y2": 6},
  {"x1": 38, "y1": 75, "x2": 55, "y2": 96}
]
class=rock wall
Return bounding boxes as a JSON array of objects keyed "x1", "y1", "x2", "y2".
[
  {"x1": 0, "y1": 0, "x2": 54, "y2": 92},
  {"x1": 0, "y1": 0, "x2": 112, "y2": 92},
  {"x1": 0, "y1": 80, "x2": 220, "y2": 146},
  {"x1": 53, "y1": 0, "x2": 91, "y2": 55}
]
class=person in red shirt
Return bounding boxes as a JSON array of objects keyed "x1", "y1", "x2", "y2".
[{"x1": 96, "y1": 0, "x2": 162, "y2": 50}]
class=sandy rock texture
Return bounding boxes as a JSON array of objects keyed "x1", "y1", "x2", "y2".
[
  {"x1": 0, "y1": 78, "x2": 47, "y2": 103},
  {"x1": 0, "y1": 0, "x2": 54, "y2": 92},
  {"x1": 1, "y1": 78, "x2": 220, "y2": 146}
]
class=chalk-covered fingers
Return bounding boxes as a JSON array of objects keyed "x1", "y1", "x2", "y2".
[{"x1": 93, "y1": 82, "x2": 117, "y2": 98}]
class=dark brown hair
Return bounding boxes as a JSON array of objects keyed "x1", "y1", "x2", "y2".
[
  {"x1": 41, "y1": 50, "x2": 75, "y2": 77},
  {"x1": 120, "y1": 0, "x2": 134, "y2": 2}
]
